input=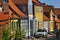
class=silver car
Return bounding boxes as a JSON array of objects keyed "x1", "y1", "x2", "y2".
[{"x1": 34, "y1": 29, "x2": 48, "y2": 38}]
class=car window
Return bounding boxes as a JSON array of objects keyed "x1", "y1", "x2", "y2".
[{"x1": 43, "y1": 29, "x2": 47, "y2": 32}]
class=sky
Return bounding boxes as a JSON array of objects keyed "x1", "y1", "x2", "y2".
[{"x1": 39, "y1": 0, "x2": 60, "y2": 8}]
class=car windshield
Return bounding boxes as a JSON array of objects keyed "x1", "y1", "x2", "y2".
[{"x1": 37, "y1": 29, "x2": 47, "y2": 32}]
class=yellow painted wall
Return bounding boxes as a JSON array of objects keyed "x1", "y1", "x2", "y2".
[
  {"x1": 35, "y1": 13, "x2": 43, "y2": 22},
  {"x1": 34, "y1": 6, "x2": 43, "y2": 22},
  {"x1": 50, "y1": 9, "x2": 54, "y2": 31},
  {"x1": 34, "y1": 5, "x2": 43, "y2": 29},
  {"x1": 50, "y1": 21, "x2": 54, "y2": 31}
]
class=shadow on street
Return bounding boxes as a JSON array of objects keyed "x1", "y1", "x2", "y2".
[{"x1": 46, "y1": 36, "x2": 60, "y2": 40}]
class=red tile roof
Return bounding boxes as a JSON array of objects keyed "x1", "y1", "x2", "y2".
[
  {"x1": 54, "y1": 8, "x2": 60, "y2": 14},
  {"x1": 43, "y1": 15, "x2": 49, "y2": 21},
  {"x1": 0, "y1": 12, "x2": 9, "y2": 20},
  {"x1": 12, "y1": 0, "x2": 40, "y2": 4},
  {"x1": 9, "y1": 0, "x2": 28, "y2": 18},
  {"x1": 55, "y1": 18, "x2": 60, "y2": 23},
  {"x1": 43, "y1": 5, "x2": 52, "y2": 13},
  {"x1": 9, "y1": 0, "x2": 41, "y2": 18},
  {"x1": 0, "y1": 12, "x2": 9, "y2": 26},
  {"x1": 12, "y1": 0, "x2": 28, "y2": 4},
  {"x1": 32, "y1": 0, "x2": 41, "y2": 4},
  {"x1": 9, "y1": 9, "x2": 19, "y2": 18},
  {"x1": 43, "y1": 4, "x2": 52, "y2": 20},
  {"x1": 0, "y1": 20, "x2": 9, "y2": 26},
  {"x1": 53, "y1": 8, "x2": 60, "y2": 23}
]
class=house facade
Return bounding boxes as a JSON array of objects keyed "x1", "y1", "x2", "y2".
[
  {"x1": 43, "y1": 4, "x2": 55, "y2": 32},
  {"x1": 9, "y1": 0, "x2": 28, "y2": 36},
  {"x1": 34, "y1": 2, "x2": 43, "y2": 29},
  {"x1": 43, "y1": 4, "x2": 50, "y2": 32},
  {"x1": 54, "y1": 8, "x2": 60, "y2": 30}
]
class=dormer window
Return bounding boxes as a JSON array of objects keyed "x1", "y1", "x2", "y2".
[{"x1": 0, "y1": 7, "x2": 2, "y2": 12}]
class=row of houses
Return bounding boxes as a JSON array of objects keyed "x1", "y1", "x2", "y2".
[{"x1": 0, "y1": 0, "x2": 60, "y2": 39}]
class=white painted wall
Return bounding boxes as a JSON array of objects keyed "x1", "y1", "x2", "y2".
[
  {"x1": 33, "y1": 18, "x2": 38, "y2": 34},
  {"x1": 43, "y1": 21, "x2": 49, "y2": 32}
]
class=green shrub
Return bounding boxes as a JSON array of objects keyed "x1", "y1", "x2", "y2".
[
  {"x1": 2, "y1": 28, "x2": 14, "y2": 40},
  {"x1": 15, "y1": 29, "x2": 26, "y2": 40}
]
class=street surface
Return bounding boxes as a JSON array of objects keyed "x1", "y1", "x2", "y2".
[{"x1": 23, "y1": 34, "x2": 60, "y2": 40}]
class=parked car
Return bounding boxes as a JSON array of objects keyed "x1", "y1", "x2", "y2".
[{"x1": 34, "y1": 29, "x2": 48, "y2": 38}]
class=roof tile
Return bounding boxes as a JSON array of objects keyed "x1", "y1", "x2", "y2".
[
  {"x1": 0, "y1": 12, "x2": 9, "y2": 20},
  {"x1": 54, "y1": 8, "x2": 60, "y2": 14},
  {"x1": 43, "y1": 5, "x2": 51, "y2": 12}
]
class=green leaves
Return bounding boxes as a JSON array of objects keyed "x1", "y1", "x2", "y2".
[
  {"x1": 2, "y1": 28, "x2": 26, "y2": 40},
  {"x1": 2, "y1": 28, "x2": 10, "y2": 40},
  {"x1": 15, "y1": 29, "x2": 26, "y2": 40}
]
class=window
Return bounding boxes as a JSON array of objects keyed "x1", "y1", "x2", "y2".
[{"x1": 21, "y1": 20, "x2": 28, "y2": 31}]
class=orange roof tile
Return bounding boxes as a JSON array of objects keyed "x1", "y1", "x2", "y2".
[
  {"x1": 0, "y1": 20, "x2": 9, "y2": 26},
  {"x1": 10, "y1": 0, "x2": 41, "y2": 18},
  {"x1": 43, "y1": 15, "x2": 49, "y2": 21},
  {"x1": 54, "y1": 8, "x2": 60, "y2": 14},
  {"x1": 43, "y1": 5, "x2": 51, "y2": 12},
  {"x1": 0, "y1": 12, "x2": 9, "y2": 26},
  {"x1": 9, "y1": 0, "x2": 28, "y2": 18},
  {"x1": 12, "y1": 0, "x2": 40, "y2": 4},
  {"x1": 12, "y1": 0, "x2": 28, "y2": 4},
  {"x1": 32, "y1": 0, "x2": 40, "y2": 4},
  {"x1": 53, "y1": 8, "x2": 60, "y2": 22},
  {"x1": 9, "y1": 9, "x2": 19, "y2": 18},
  {"x1": 55, "y1": 18, "x2": 60, "y2": 23},
  {"x1": 0, "y1": 12, "x2": 9, "y2": 20}
]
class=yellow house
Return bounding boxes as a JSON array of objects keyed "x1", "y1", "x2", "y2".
[{"x1": 34, "y1": 2, "x2": 43, "y2": 29}]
